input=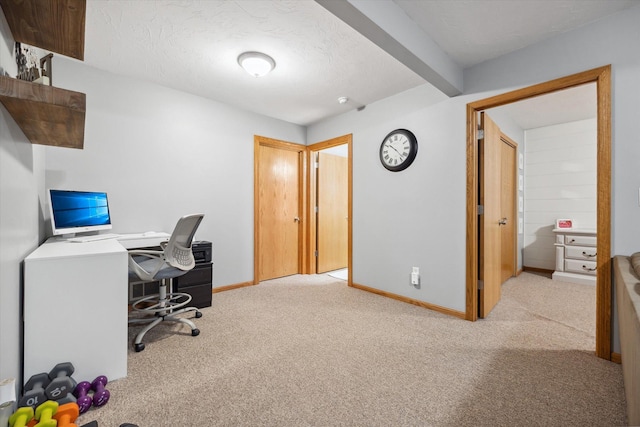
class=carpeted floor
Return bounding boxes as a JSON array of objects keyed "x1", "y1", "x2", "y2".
[{"x1": 77, "y1": 272, "x2": 626, "y2": 426}]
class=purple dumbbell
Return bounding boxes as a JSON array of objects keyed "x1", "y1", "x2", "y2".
[
  {"x1": 91, "y1": 376, "x2": 110, "y2": 407},
  {"x1": 73, "y1": 381, "x2": 93, "y2": 414}
]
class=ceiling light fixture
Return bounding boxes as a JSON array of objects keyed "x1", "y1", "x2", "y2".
[
  {"x1": 237, "y1": 51, "x2": 276, "y2": 77},
  {"x1": 338, "y1": 96, "x2": 349, "y2": 104}
]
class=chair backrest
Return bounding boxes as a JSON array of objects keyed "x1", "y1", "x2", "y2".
[{"x1": 164, "y1": 213, "x2": 204, "y2": 271}]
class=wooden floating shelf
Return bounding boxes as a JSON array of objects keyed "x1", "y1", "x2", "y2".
[
  {"x1": 0, "y1": 0, "x2": 86, "y2": 60},
  {"x1": 0, "y1": 76, "x2": 86, "y2": 149}
]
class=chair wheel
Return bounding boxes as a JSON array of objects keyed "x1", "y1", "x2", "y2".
[
  {"x1": 134, "y1": 343, "x2": 145, "y2": 352},
  {"x1": 195, "y1": 311, "x2": 203, "y2": 318},
  {"x1": 191, "y1": 328, "x2": 200, "y2": 337}
]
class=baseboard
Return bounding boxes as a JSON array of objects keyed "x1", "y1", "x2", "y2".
[
  {"x1": 611, "y1": 352, "x2": 621, "y2": 364},
  {"x1": 522, "y1": 266, "x2": 554, "y2": 276},
  {"x1": 350, "y1": 282, "x2": 466, "y2": 319},
  {"x1": 212, "y1": 281, "x2": 255, "y2": 294}
]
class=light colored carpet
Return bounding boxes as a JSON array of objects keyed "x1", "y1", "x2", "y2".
[{"x1": 77, "y1": 272, "x2": 626, "y2": 426}]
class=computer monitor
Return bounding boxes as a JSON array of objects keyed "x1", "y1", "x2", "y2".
[{"x1": 48, "y1": 189, "x2": 113, "y2": 236}]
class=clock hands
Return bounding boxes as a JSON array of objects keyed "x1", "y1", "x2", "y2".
[{"x1": 386, "y1": 142, "x2": 406, "y2": 161}]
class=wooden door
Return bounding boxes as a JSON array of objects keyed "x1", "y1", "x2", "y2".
[
  {"x1": 316, "y1": 152, "x2": 348, "y2": 273},
  {"x1": 500, "y1": 136, "x2": 517, "y2": 283},
  {"x1": 257, "y1": 143, "x2": 302, "y2": 281},
  {"x1": 479, "y1": 113, "x2": 502, "y2": 318}
]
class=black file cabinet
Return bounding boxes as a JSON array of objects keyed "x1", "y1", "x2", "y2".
[{"x1": 173, "y1": 262, "x2": 212, "y2": 308}]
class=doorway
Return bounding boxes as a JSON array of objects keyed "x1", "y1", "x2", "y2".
[
  {"x1": 466, "y1": 66, "x2": 612, "y2": 360},
  {"x1": 307, "y1": 134, "x2": 352, "y2": 284},
  {"x1": 254, "y1": 135, "x2": 307, "y2": 282}
]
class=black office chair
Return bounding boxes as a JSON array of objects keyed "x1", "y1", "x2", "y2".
[{"x1": 127, "y1": 213, "x2": 204, "y2": 352}]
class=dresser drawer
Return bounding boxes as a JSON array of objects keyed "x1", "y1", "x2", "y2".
[
  {"x1": 565, "y1": 259, "x2": 597, "y2": 275},
  {"x1": 565, "y1": 246, "x2": 597, "y2": 261},
  {"x1": 565, "y1": 235, "x2": 596, "y2": 246}
]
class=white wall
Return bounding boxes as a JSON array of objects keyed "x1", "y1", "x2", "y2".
[
  {"x1": 0, "y1": 14, "x2": 44, "y2": 392},
  {"x1": 308, "y1": 85, "x2": 470, "y2": 312},
  {"x1": 309, "y1": 6, "x2": 640, "y2": 320},
  {"x1": 524, "y1": 119, "x2": 597, "y2": 270},
  {"x1": 46, "y1": 58, "x2": 306, "y2": 289},
  {"x1": 464, "y1": 6, "x2": 640, "y2": 257}
]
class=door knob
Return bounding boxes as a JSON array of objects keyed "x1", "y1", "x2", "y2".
[
  {"x1": 498, "y1": 218, "x2": 508, "y2": 225},
  {"x1": 294, "y1": 217, "x2": 300, "y2": 223}
]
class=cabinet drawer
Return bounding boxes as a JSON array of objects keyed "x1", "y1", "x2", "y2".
[
  {"x1": 565, "y1": 259, "x2": 597, "y2": 275},
  {"x1": 565, "y1": 235, "x2": 596, "y2": 246},
  {"x1": 178, "y1": 284, "x2": 212, "y2": 309},
  {"x1": 174, "y1": 263, "x2": 212, "y2": 287},
  {"x1": 565, "y1": 246, "x2": 597, "y2": 261}
]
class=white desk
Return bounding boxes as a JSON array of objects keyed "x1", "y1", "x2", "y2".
[{"x1": 23, "y1": 233, "x2": 170, "y2": 383}]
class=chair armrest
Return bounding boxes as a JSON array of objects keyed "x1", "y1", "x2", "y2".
[{"x1": 127, "y1": 250, "x2": 166, "y2": 282}]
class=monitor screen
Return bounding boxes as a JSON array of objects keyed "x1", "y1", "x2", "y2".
[{"x1": 48, "y1": 189, "x2": 113, "y2": 236}]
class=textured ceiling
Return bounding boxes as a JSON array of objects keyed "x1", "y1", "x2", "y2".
[
  {"x1": 395, "y1": 0, "x2": 638, "y2": 68},
  {"x1": 84, "y1": 0, "x2": 425, "y2": 126},
  {"x1": 83, "y1": 0, "x2": 639, "y2": 127}
]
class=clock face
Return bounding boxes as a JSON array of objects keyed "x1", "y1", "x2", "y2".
[{"x1": 379, "y1": 129, "x2": 418, "y2": 172}]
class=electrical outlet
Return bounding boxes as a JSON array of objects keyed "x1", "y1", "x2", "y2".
[{"x1": 411, "y1": 267, "x2": 420, "y2": 287}]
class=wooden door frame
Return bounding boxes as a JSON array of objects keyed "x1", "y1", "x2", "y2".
[
  {"x1": 307, "y1": 134, "x2": 353, "y2": 285},
  {"x1": 254, "y1": 135, "x2": 308, "y2": 284},
  {"x1": 465, "y1": 65, "x2": 612, "y2": 360}
]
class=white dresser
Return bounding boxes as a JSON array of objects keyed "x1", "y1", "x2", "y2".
[{"x1": 552, "y1": 228, "x2": 597, "y2": 285}]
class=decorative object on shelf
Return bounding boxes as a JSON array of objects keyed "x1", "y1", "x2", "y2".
[
  {"x1": 556, "y1": 218, "x2": 573, "y2": 229},
  {"x1": 15, "y1": 42, "x2": 27, "y2": 76},
  {"x1": 37, "y1": 53, "x2": 53, "y2": 86},
  {"x1": 14, "y1": 43, "x2": 53, "y2": 85},
  {"x1": 379, "y1": 128, "x2": 418, "y2": 172}
]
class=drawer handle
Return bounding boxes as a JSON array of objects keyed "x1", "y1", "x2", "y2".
[
  {"x1": 582, "y1": 265, "x2": 597, "y2": 272},
  {"x1": 582, "y1": 251, "x2": 597, "y2": 258}
]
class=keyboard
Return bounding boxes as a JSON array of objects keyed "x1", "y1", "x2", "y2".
[{"x1": 67, "y1": 233, "x2": 120, "y2": 243}]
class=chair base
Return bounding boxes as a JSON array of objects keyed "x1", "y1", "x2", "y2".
[
  {"x1": 129, "y1": 306, "x2": 202, "y2": 352},
  {"x1": 128, "y1": 280, "x2": 202, "y2": 352}
]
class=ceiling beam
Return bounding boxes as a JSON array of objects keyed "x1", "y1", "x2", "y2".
[{"x1": 315, "y1": 0, "x2": 462, "y2": 97}]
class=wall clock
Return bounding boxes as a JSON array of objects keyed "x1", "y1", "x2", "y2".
[{"x1": 379, "y1": 129, "x2": 418, "y2": 172}]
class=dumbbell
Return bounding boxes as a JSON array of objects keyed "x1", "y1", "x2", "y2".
[
  {"x1": 73, "y1": 382, "x2": 93, "y2": 414},
  {"x1": 8, "y1": 406, "x2": 34, "y2": 427},
  {"x1": 91, "y1": 376, "x2": 110, "y2": 407},
  {"x1": 45, "y1": 363, "x2": 77, "y2": 404},
  {"x1": 18, "y1": 373, "x2": 50, "y2": 409},
  {"x1": 32, "y1": 400, "x2": 58, "y2": 427},
  {"x1": 53, "y1": 402, "x2": 79, "y2": 427}
]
